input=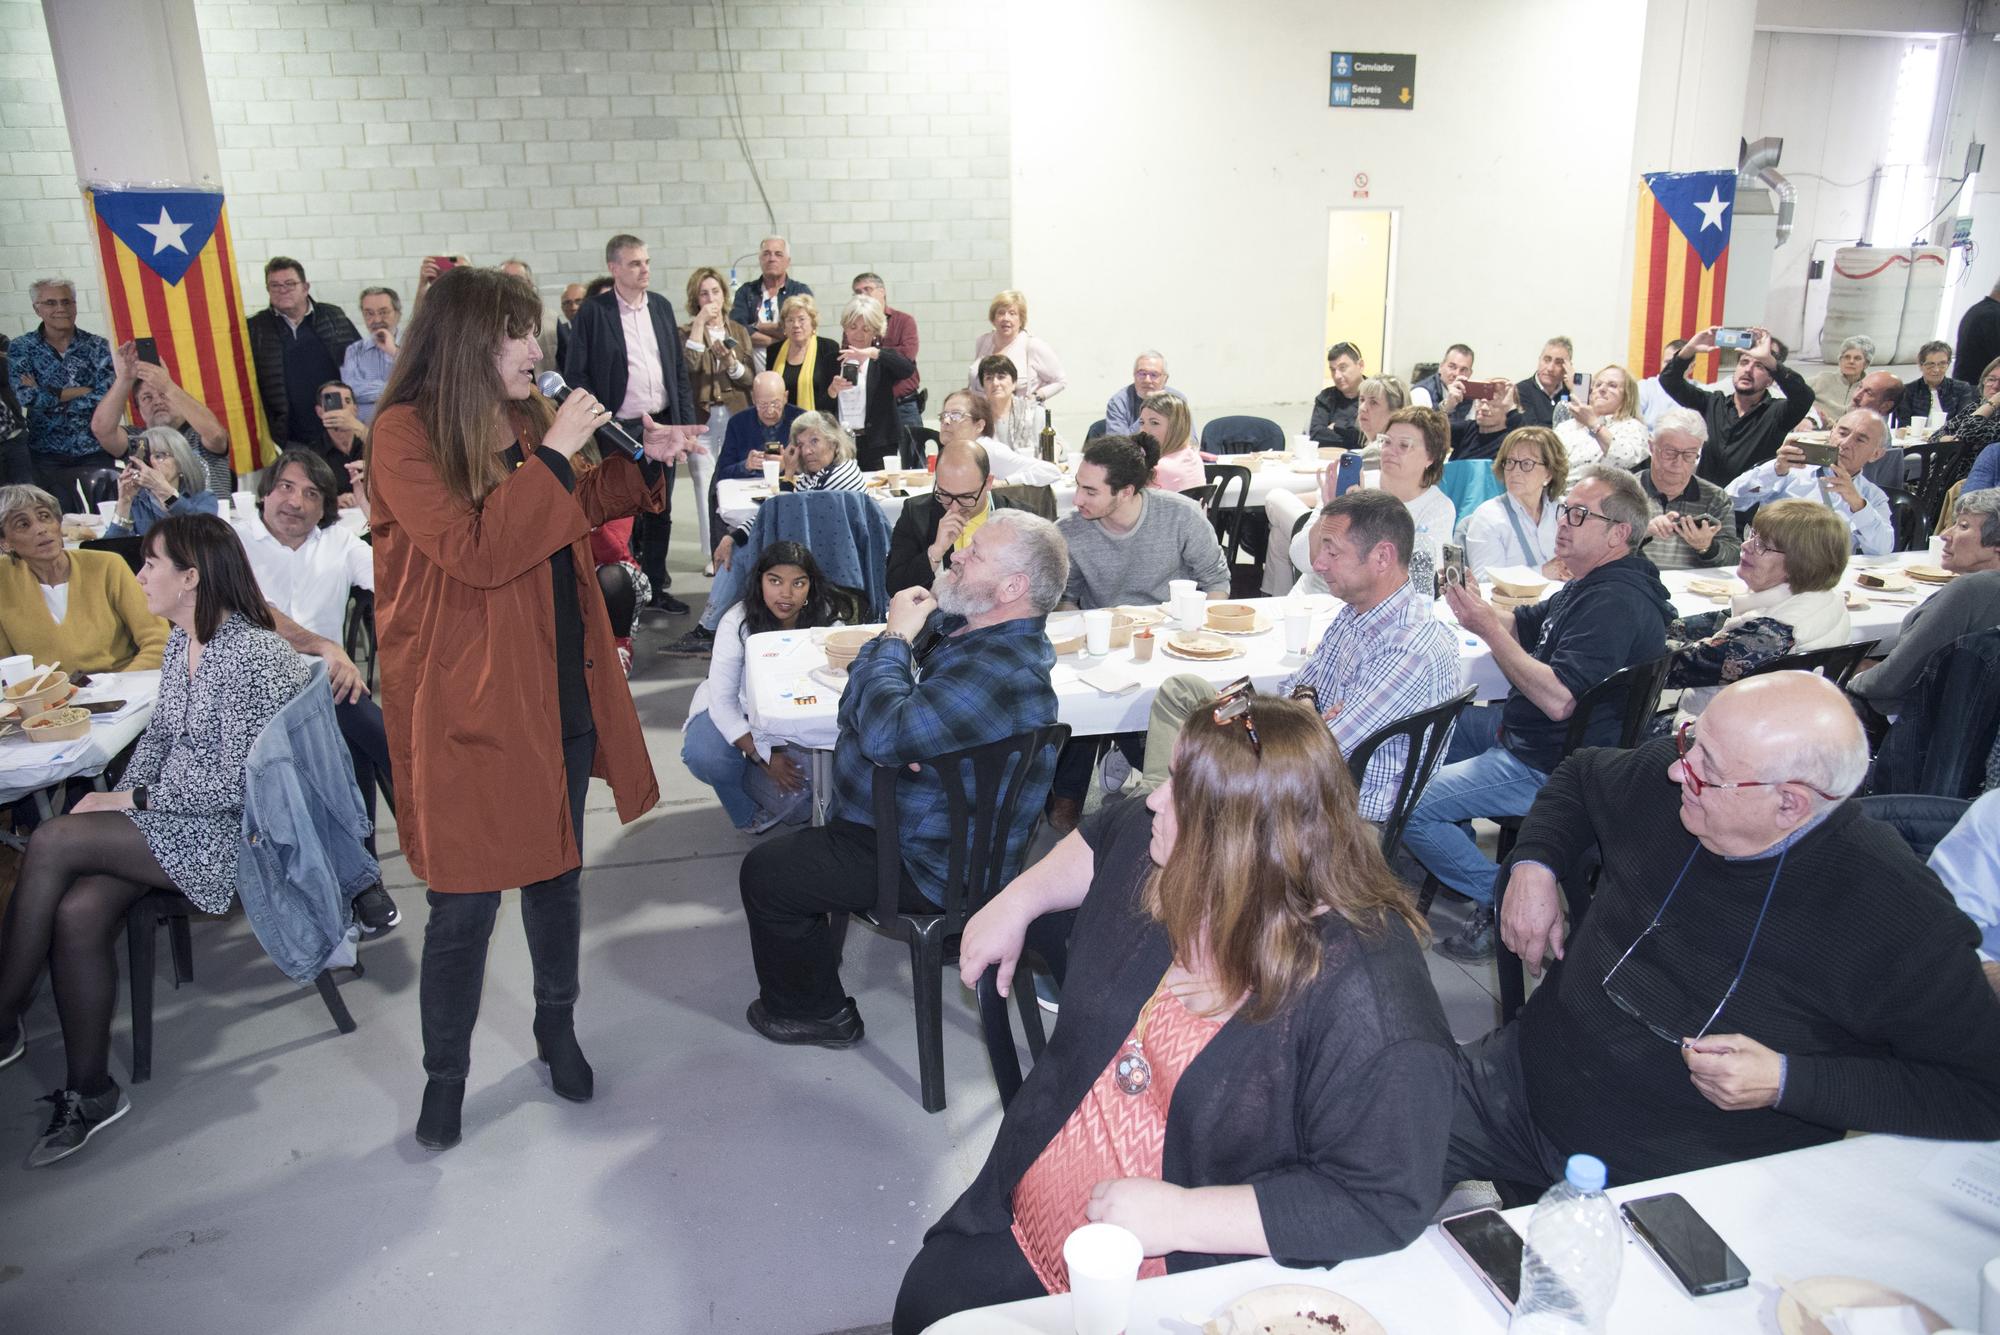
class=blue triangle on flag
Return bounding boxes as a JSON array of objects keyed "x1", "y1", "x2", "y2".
[
  {"x1": 93, "y1": 189, "x2": 225, "y2": 287},
  {"x1": 1644, "y1": 170, "x2": 1737, "y2": 270}
]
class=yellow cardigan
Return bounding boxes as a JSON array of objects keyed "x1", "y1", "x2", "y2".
[{"x1": 0, "y1": 550, "x2": 168, "y2": 675}]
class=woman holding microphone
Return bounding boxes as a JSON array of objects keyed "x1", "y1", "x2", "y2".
[{"x1": 369, "y1": 266, "x2": 702, "y2": 1150}]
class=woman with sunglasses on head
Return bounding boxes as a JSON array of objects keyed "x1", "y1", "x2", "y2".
[
  {"x1": 369, "y1": 265, "x2": 702, "y2": 1151},
  {"x1": 937, "y1": 388, "x2": 1061, "y2": 485},
  {"x1": 894, "y1": 690, "x2": 1456, "y2": 1332}
]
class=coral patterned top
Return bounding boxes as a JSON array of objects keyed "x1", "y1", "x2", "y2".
[{"x1": 1009, "y1": 989, "x2": 1227, "y2": 1292}]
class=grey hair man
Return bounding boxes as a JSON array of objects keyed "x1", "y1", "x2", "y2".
[
  {"x1": 732, "y1": 234, "x2": 813, "y2": 353},
  {"x1": 1636, "y1": 406, "x2": 1740, "y2": 571},
  {"x1": 1103, "y1": 350, "x2": 1185, "y2": 435},
  {"x1": 13, "y1": 276, "x2": 116, "y2": 507},
  {"x1": 342, "y1": 285, "x2": 404, "y2": 422},
  {"x1": 1847, "y1": 486, "x2": 2000, "y2": 717}
]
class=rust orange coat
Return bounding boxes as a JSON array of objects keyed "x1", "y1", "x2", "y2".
[{"x1": 369, "y1": 403, "x2": 664, "y2": 893}]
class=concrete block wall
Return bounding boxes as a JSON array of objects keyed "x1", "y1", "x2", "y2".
[{"x1": 4, "y1": 0, "x2": 1011, "y2": 390}]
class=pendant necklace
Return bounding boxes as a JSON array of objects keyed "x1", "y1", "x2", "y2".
[{"x1": 1113, "y1": 982, "x2": 1172, "y2": 1096}]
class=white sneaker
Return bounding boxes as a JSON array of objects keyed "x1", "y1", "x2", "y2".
[{"x1": 1099, "y1": 749, "x2": 1133, "y2": 794}]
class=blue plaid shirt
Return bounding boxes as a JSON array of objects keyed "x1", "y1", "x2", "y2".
[
  {"x1": 832, "y1": 611, "x2": 1058, "y2": 905},
  {"x1": 12, "y1": 325, "x2": 113, "y2": 460},
  {"x1": 1278, "y1": 581, "x2": 1464, "y2": 823}
]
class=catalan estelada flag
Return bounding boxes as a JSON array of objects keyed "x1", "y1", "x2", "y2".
[
  {"x1": 86, "y1": 187, "x2": 270, "y2": 474},
  {"x1": 1629, "y1": 170, "x2": 1737, "y2": 382}
]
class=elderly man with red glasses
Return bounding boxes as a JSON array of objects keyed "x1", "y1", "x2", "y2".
[{"x1": 1438, "y1": 672, "x2": 2000, "y2": 1194}]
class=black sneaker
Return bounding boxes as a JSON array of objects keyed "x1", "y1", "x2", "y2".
[
  {"x1": 745, "y1": 998, "x2": 864, "y2": 1049},
  {"x1": 648, "y1": 591, "x2": 691, "y2": 616},
  {"x1": 659, "y1": 626, "x2": 715, "y2": 658},
  {"x1": 1435, "y1": 904, "x2": 1497, "y2": 963},
  {"x1": 352, "y1": 884, "x2": 400, "y2": 935},
  {"x1": 27, "y1": 1083, "x2": 131, "y2": 1167}
]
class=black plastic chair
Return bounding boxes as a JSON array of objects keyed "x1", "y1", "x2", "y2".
[
  {"x1": 1489, "y1": 850, "x2": 1601, "y2": 1026},
  {"x1": 859, "y1": 723, "x2": 1070, "y2": 1112},
  {"x1": 1085, "y1": 419, "x2": 1107, "y2": 442},
  {"x1": 343, "y1": 587, "x2": 378, "y2": 691},
  {"x1": 1870, "y1": 628, "x2": 2000, "y2": 799},
  {"x1": 1743, "y1": 638, "x2": 1877, "y2": 687},
  {"x1": 1344, "y1": 687, "x2": 1476, "y2": 868},
  {"x1": 1202, "y1": 463, "x2": 1253, "y2": 564},
  {"x1": 1201, "y1": 415, "x2": 1285, "y2": 456},
  {"x1": 1179, "y1": 483, "x2": 1216, "y2": 508},
  {"x1": 80, "y1": 534, "x2": 144, "y2": 574},
  {"x1": 902, "y1": 424, "x2": 940, "y2": 469},
  {"x1": 124, "y1": 891, "x2": 359, "y2": 1083},
  {"x1": 1856, "y1": 793, "x2": 1970, "y2": 861},
  {"x1": 1915, "y1": 439, "x2": 1975, "y2": 532},
  {"x1": 1882, "y1": 486, "x2": 1926, "y2": 551}
]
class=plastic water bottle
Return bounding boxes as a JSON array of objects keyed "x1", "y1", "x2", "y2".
[{"x1": 1510, "y1": 1153, "x2": 1622, "y2": 1333}]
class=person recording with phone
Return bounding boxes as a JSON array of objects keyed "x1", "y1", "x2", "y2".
[
  {"x1": 369, "y1": 264, "x2": 704, "y2": 1151},
  {"x1": 93, "y1": 338, "x2": 233, "y2": 495},
  {"x1": 1659, "y1": 325, "x2": 1815, "y2": 485},
  {"x1": 1634, "y1": 410, "x2": 1740, "y2": 571},
  {"x1": 682, "y1": 267, "x2": 754, "y2": 426},
  {"x1": 1726, "y1": 408, "x2": 1893, "y2": 556},
  {"x1": 826, "y1": 295, "x2": 915, "y2": 472},
  {"x1": 102, "y1": 427, "x2": 219, "y2": 538},
  {"x1": 305, "y1": 381, "x2": 369, "y2": 513}
]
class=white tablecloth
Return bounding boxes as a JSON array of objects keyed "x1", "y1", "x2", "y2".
[
  {"x1": 925, "y1": 1133, "x2": 2000, "y2": 1333},
  {"x1": 0, "y1": 670, "x2": 161, "y2": 807},
  {"x1": 739, "y1": 556, "x2": 1943, "y2": 753}
]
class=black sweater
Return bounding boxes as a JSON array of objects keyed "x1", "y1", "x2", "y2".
[
  {"x1": 1658, "y1": 352, "x2": 1816, "y2": 485},
  {"x1": 1509, "y1": 739, "x2": 2000, "y2": 1185},
  {"x1": 927, "y1": 800, "x2": 1457, "y2": 1272}
]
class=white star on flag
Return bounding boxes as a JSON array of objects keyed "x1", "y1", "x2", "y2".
[
  {"x1": 1695, "y1": 188, "x2": 1731, "y2": 232},
  {"x1": 138, "y1": 206, "x2": 192, "y2": 255}
]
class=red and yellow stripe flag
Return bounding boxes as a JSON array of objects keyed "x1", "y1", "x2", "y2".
[
  {"x1": 1629, "y1": 170, "x2": 1737, "y2": 383},
  {"x1": 86, "y1": 187, "x2": 271, "y2": 474}
]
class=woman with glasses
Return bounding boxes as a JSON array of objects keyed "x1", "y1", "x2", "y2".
[
  {"x1": 1462, "y1": 426, "x2": 1571, "y2": 581},
  {"x1": 1808, "y1": 335, "x2": 1874, "y2": 424},
  {"x1": 1896, "y1": 340, "x2": 1976, "y2": 432},
  {"x1": 1288, "y1": 406, "x2": 1456, "y2": 600},
  {"x1": 937, "y1": 387, "x2": 1061, "y2": 486},
  {"x1": 1662, "y1": 499, "x2": 1852, "y2": 728},
  {"x1": 895, "y1": 689, "x2": 1455, "y2": 1333},
  {"x1": 709, "y1": 412, "x2": 867, "y2": 572},
  {"x1": 101, "y1": 426, "x2": 219, "y2": 538}
]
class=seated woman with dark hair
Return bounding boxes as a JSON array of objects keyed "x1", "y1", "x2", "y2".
[
  {"x1": 894, "y1": 690, "x2": 1456, "y2": 1333},
  {"x1": 103, "y1": 425, "x2": 220, "y2": 538},
  {"x1": 0, "y1": 513, "x2": 308, "y2": 1166},
  {"x1": 0, "y1": 483, "x2": 168, "y2": 675}
]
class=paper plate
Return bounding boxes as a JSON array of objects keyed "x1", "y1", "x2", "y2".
[
  {"x1": 1205, "y1": 612, "x2": 1274, "y2": 636},
  {"x1": 1775, "y1": 1275, "x2": 1950, "y2": 1335},
  {"x1": 1904, "y1": 565, "x2": 1956, "y2": 584},
  {"x1": 1205, "y1": 1283, "x2": 1386, "y2": 1335},
  {"x1": 1161, "y1": 636, "x2": 1244, "y2": 662}
]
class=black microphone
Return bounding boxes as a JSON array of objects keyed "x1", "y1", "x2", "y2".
[{"x1": 536, "y1": 371, "x2": 645, "y2": 461}]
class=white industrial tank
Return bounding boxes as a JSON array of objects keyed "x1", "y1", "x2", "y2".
[{"x1": 1819, "y1": 245, "x2": 1947, "y2": 364}]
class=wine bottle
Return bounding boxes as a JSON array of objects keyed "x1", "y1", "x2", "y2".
[{"x1": 1039, "y1": 408, "x2": 1057, "y2": 464}]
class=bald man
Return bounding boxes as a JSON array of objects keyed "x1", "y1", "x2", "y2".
[
  {"x1": 1726, "y1": 408, "x2": 1895, "y2": 555},
  {"x1": 885, "y1": 439, "x2": 1022, "y2": 595},
  {"x1": 1442, "y1": 672, "x2": 2000, "y2": 1192}
]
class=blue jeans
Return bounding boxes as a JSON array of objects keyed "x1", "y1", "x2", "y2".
[
  {"x1": 1399, "y1": 704, "x2": 1550, "y2": 905},
  {"x1": 681, "y1": 710, "x2": 806, "y2": 829}
]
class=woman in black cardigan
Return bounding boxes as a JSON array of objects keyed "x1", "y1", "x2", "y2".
[
  {"x1": 894, "y1": 691, "x2": 1456, "y2": 1332},
  {"x1": 772, "y1": 294, "x2": 840, "y2": 415},
  {"x1": 826, "y1": 294, "x2": 916, "y2": 471}
]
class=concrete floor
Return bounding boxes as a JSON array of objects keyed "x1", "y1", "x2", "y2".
[{"x1": 0, "y1": 479, "x2": 1510, "y2": 1334}]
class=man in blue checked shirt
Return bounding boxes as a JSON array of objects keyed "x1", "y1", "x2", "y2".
[
  {"x1": 738, "y1": 509, "x2": 1068, "y2": 1048},
  {"x1": 1133, "y1": 490, "x2": 1464, "y2": 825},
  {"x1": 13, "y1": 278, "x2": 115, "y2": 511}
]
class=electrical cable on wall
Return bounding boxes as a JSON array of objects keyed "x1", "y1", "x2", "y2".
[{"x1": 713, "y1": 0, "x2": 778, "y2": 235}]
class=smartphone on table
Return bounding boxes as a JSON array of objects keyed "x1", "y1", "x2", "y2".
[
  {"x1": 1620, "y1": 1192, "x2": 1749, "y2": 1296},
  {"x1": 1440, "y1": 1208, "x2": 1524, "y2": 1312},
  {"x1": 132, "y1": 337, "x2": 161, "y2": 366}
]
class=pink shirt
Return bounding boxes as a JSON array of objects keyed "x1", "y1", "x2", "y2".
[
  {"x1": 616, "y1": 289, "x2": 666, "y2": 419},
  {"x1": 1152, "y1": 446, "x2": 1207, "y2": 493}
]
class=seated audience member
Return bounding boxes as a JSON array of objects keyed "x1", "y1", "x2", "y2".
[
  {"x1": 1137, "y1": 392, "x2": 1205, "y2": 492},
  {"x1": 1556, "y1": 364, "x2": 1650, "y2": 470},
  {"x1": 1138, "y1": 492, "x2": 1463, "y2": 827},
  {"x1": 250, "y1": 257, "x2": 360, "y2": 454},
  {"x1": 711, "y1": 412, "x2": 868, "y2": 571},
  {"x1": 1929, "y1": 788, "x2": 2000, "y2": 990},
  {"x1": 1405, "y1": 466, "x2": 1674, "y2": 962},
  {"x1": 1932, "y1": 357, "x2": 2000, "y2": 489},
  {"x1": 939, "y1": 387, "x2": 1060, "y2": 486},
  {"x1": 0, "y1": 483, "x2": 167, "y2": 674},
  {"x1": 1462, "y1": 427, "x2": 1570, "y2": 582},
  {"x1": 1850, "y1": 369, "x2": 1903, "y2": 423},
  {"x1": 1452, "y1": 673, "x2": 2000, "y2": 1192},
  {"x1": 103, "y1": 426, "x2": 219, "y2": 538},
  {"x1": 16, "y1": 278, "x2": 114, "y2": 510},
  {"x1": 969, "y1": 289, "x2": 1065, "y2": 401},
  {"x1": 1808, "y1": 335, "x2": 1874, "y2": 423},
  {"x1": 1660, "y1": 326, "x2": 1815, "y2": 484},
  {"x1": 1727, "y1": 409, "x2": 1893, "y2": 556},
  {"x1": 1665, "y1": 500, "x2": 1851, "y2": 725},
  {"x1": 887, "y1": 439, "x2": 1022, "y2": 595},
  {"x1": 1291, "y1": 407, "x2": 1456, "y2": 601},
  {"x1": 773, "y1": 295, "x2": 840, "y2": 411},
  {"x1": 713, "y1": 371, "x2": 803, "y2": 482},
  {"x1": 1634, "y1": 408, "x2": 1741, "y2": 571},
  {"x1": 1637, "y1": 338, "x2": 1687, "y2": 428},
  {"x1": 1104, "y1": 350, "x2": 1184, "y2": 435},
  {"x1": 340, "y1": 286, "x2": 401, "y2": 425},
  {"x1": 851, "y1": 271, "x2": 923, "y2": 430},
  {"x1": 682, "y1": 266, "x2": 755, "y2": 426},
  {"x1": 92, "y1": 339, "x2": 232, "y2": 495},
  {"x1": 1410, "y1": 343, "x2": 1474, "y2": 419},
  {"x1": 1848, "y1": 487, "x2": 2000, "y2": 717},
  {"x1": 1514, "y1": 337, "x2": 1576, "y2": 428},
  {"x1": 1450, "y1": 377, "x2": 1521, "y2": 461},
  {"x1": 1058, "y1": 435, "x2": 1228, "y2": 608},
  {"x1": 737, "y1": 512, "x2": 1068, "y2": 1047},
  {"x1": 895, "y1": 692, "x2": 1455, "y2": 1332},
  {"x1": 980, "y1": 355, "x2": 1064, "y2": 460},
  {"x1": 1267, "y1": 376, "x2": 1413, "y2": 591},
  {"x1": 1346, "y1": 374, "x2": 1409, "y2": 468},
  {"x1": 308, "y1": 380, "x2": 367, "y2": 504},
  {"x1": 0, "y1": 514, "x2": 311, "y2": 1166},
  {"x1": 682, "y1": 541, "x2": 841, "y2": 832},
  {"x1": 1897, "y1": 340, "x2": 1975, "y2": 430},
  {"x1": 827, "y1": 294, "x2": 917, "y2": 472},
  {"x1": 1307, "y1": 341, "x2": 1367, "y2": 447}
]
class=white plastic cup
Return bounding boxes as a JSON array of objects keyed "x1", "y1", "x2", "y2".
[
  {"x1": 1285, "y1": 600, "x2": 1315, "y2": 655},
  {"x1": 1290, "y1": 433, "x2": 1317, "y2": 465},
  {"x1": 95, "y1": 500, "x2": 118, "y2": 522},
  {"x1": 1166, "y1": 578, "x2": 1196, "y2": 605},
  {"x1": 1176, "y1": 591, "x2": 1206, "y2": 633},
  {"x1": 762, "y1": 459, "x2": 781, "y2": 489},
  {"x1": 214, "y1": 498, "x2": 232, "y2": 520},
  {"x1": 233, "y1": 489, "x2": 257, "y2": 515},
  {"x1": 1082, "y1": 608, "x2": 1113, "y2": 656},
  {"x1": 0, "y1": 654, "x2": 33, "y2": 689},
  {"x1": 1063, "y1": 1223, "x2": 1142, "y2": 1335}
]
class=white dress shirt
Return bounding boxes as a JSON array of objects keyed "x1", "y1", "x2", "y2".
[
  {"x1": 616, "y1": 289, "x2": 667, "y2": 420},
  {"x1": 236, "y1": 511, "x2": 375, "y2": 643},
  {"x1": 1725, "y1": 459, "x2": 1893, "y2": 556}
]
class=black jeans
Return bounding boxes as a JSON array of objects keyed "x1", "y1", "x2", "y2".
[
  {"x1": 893, "y1": 1228, "x2": 1044, "y2": 1334},
  {"x1": 334, "y1": 694, "x2": 392, "y2": 853},
  {"x1": 738, "y1": 818, "x2": 935, "y2": 1020},
  {"x1": 419, "y1": 731, "x2": 595, "y2": 1082},
  {"x1": 616, "y1": 415, "x2": 676, "y2": 593},
  {"x1": 1048, "y1": 732, "x2": 1146, "y2": 803},
  {"x1": 1442, "y1": 1022, "x2": 1568, "y2": 1193}
]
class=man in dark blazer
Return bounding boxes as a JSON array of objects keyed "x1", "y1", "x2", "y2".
[
  {"x1": 564, "y1": 233, "x2": 696, "y2": 614},
  {"x1": 886, "y1": 440, "x2": 1021, "y2": 594}
]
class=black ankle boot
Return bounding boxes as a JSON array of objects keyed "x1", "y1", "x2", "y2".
[
  {"x1": 415, "y1": 1078, "x2": 463, "y2": 1150},
  {"x1": 533, "y1": 1006, "x2": 594, "y2": 1103}
]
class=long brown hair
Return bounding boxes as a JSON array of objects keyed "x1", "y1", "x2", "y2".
[
  {"x1": 1144, "y1": 693, "x2": 1428, "y2": 1023},
  {"x1": 377, "y1": 266, "x2": 552, "y2": 509}
]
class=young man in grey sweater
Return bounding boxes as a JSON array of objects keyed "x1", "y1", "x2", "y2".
[{"x1": 1055, "y1": 435, "x2": 1229, "y2": 608}]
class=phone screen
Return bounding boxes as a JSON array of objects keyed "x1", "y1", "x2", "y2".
[
  {"x1": 320, "y1": 391, "x2": 345, "y2": 412},
  {"x1": 1620, "y1": 1193, "x2": 1749, "y2": 1295},
  {"x1": 133, "y1": 337, "x2": 161, "y2": 366},
  {"x1": 1440, "y1": 1210, "x2": 1523, "y2": 1310}
]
